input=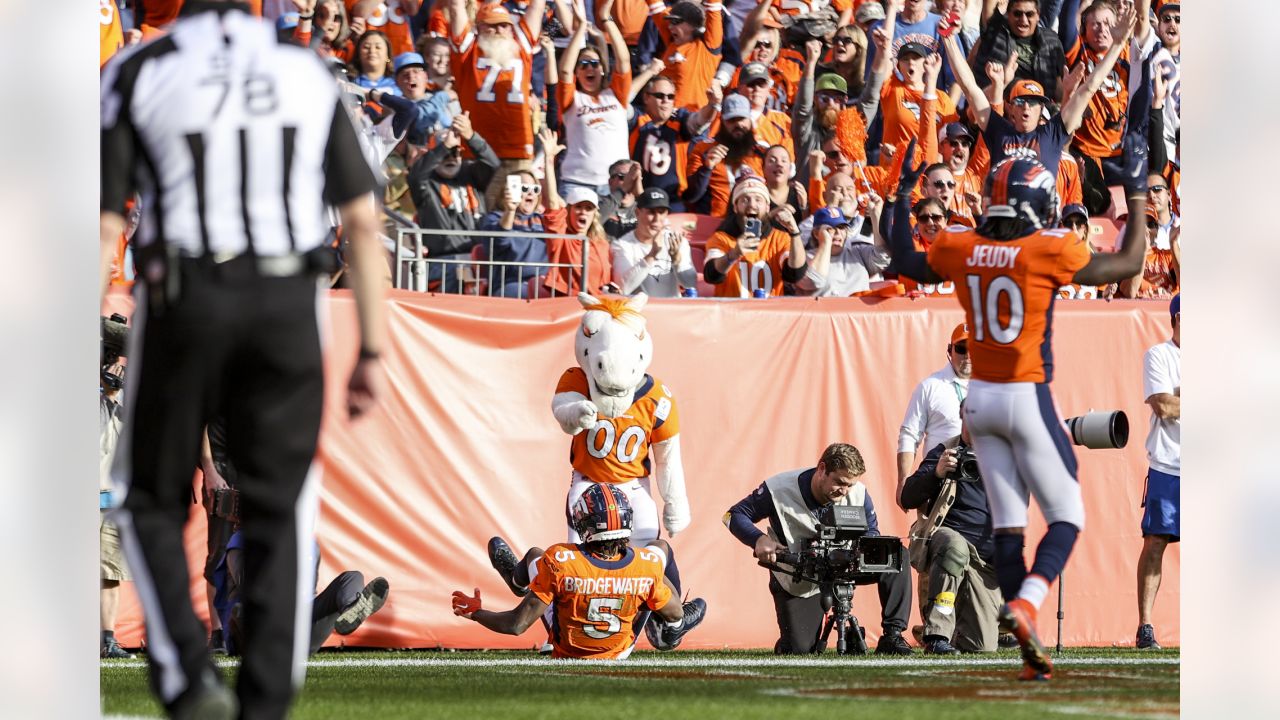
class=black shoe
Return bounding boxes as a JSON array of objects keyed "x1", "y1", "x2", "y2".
[
  {"x1": 649, "y1": 598, "x2": 707, "y2": 651},
  {"x1": 208, "y1": 628, "x2": 226, "y2": 656},
  {"x1": 101, "y1": 637, "x2": 133, "y2": 659},
  {"x1": 1135, "y1": 624, "x2": 1161, "y2": 650},
  {"x1": 922, "y1": 635, "x2": 961, "y2": 655},
  {"x1": 334, "y1": 576, "x2": 390, "y2": 635},
  {"x1": 169, "y1": 667, "x2": 237, "y2": 720},
  {"x1": 875, "y1": 631, "x2": 913, "y2": 656},
  {"x1": 998, "y1": 632, "x2": 1019, "y2": 650},
  {"x1": 488, "y1": 536, "x2": 529, "y2": 597}
]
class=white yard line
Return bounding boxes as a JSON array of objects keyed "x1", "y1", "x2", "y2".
[{"x1": 102, "y1": 655, "x2": 1180, "y2": 670}]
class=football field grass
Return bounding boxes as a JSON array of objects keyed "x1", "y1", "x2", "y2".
[{"x1": 101, "y1": 648, "x2": 1179, "y2": 719}]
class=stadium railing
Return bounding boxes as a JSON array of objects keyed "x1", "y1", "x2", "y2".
[{"x1": 387, "y1": 211, "x2": 590, "y2": 299}]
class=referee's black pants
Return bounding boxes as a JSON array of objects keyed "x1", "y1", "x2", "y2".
[{"x1": 115, "y1": 259, "x2": 325, "y2": 720}]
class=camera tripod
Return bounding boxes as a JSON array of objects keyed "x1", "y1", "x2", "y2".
[{"x1": 817, "y1": 582, "x2": 867, "y2": 655}]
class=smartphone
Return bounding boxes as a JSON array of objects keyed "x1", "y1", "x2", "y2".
[
  {"x1": 744, "y1": 217, "x2": 762, "y2": 237},
  {"x1": 506, "y1": 174, "x2": 523, "y2": 199}
]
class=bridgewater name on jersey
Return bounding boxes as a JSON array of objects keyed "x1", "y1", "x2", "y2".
[
  {"x1": 528, "y1": 542, "x2": 672, "y2": 658},
  {"x1": 556, "y1": 368, "x2": 680, "y2": 483},
  {"x1": 926, "y1": 226, "x2": 1090, "y2": 384}
]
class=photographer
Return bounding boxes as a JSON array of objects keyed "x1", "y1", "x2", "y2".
[
  {"x1": 724, "y1": 443, "x2": 913, "y2": 655},
  {"x1": 900, "y1": 411, "x2": 1001, "y2": 654},
  {"x1": 99, "y1": 315, "x2": 131, "y2": 659}
]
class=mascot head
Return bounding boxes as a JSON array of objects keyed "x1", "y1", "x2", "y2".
[{"x1": 575, "y1": 293, "x2": 653, "y2": 418}]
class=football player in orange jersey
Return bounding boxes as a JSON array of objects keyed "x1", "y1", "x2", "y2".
[
  {"x1": 884, "y1": 139, "x2": 1150, "y2": 681},
  {"x1": 454, "y1": 485, "x2": 708, "y2": 658}
]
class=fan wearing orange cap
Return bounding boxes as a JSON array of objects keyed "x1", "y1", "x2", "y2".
[
  {"x1": 702, "y1": 175, "x2": 808, "y2": 297},
  {"x1": 938, "y1": 2, "x2": 1138, "y2": 179},
  {"x1": 447, "y1": 0, "x2": 546, "y2": 206}
]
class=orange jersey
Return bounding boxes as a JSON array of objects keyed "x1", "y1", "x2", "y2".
[
  {"x1": 347, "y1": 1, "x2": 417, "y2": 55},
  {"x1": 597, "y1": 0, "x2": 651, "y2": 45},
  {"x1": 1056, "y1": 151, "x2": 1083, "y2": 208},
  {"x1": 880, "y1": 79, "x2": 958, "y2": 162},
  {"x1": 100, "y1": 0, "x2": 124, "y2": 68},
  {"x1": 555, "y1": 369, "x2": 680, "y2": 483},
  {"x1": 686, "y1": 141, "x2": 768, "y2": 217},
  {"x1": 655, "y1": 5, "x2": 724, "y2": 110},
  {"x1": 705, "y1": 228, "x2": 795, "y2": 297},
  {"x1": 451, "y1": 20, "x2": 536, "y2": 159},
  {"x1": 926, "y1": 226, "x2": 1091, "y2": 383},
  {"x1": 1066, "y1": 39, "x2": 1130, "y2": 159},
  {"x1": 528, "y1": 543, "x2": 673, "y2": 659},
  {"x1": 730, "y1": 64, "x2": 797, "y2": 113}
]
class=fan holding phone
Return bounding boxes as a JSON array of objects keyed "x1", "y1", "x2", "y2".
[{"x1": 702, "y1": 174, "x2": 809, "y2": 298}]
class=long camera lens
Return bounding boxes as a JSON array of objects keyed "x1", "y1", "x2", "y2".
[{"x1": 1065, "y1": 410, "x2": 1129, "y2": 449}]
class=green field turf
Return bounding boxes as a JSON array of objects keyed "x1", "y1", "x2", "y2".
[{"x1": 101, "y1": 649, "x2": 1179, "y2": 719}]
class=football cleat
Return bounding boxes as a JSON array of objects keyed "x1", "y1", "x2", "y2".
[
  {"x1": 334, "y1": 577, "x2": 390, "y2": 635},
  {"x1": 487, "y1": 536, "x2": 528, "y2": 597},
  {"x1": 1018, "y1": 662, "x2": 1052, "y2": 682},
  {"x1": 648, "y1": 598, "x2": 707, "y2": 651},
  {"x1": 1136, "y1": 624, "x2": 1162, "y2": 650},
  {"x1": 570, "y1": 484, "x2": 633, "y2": 543},
  {"x1": 983, "y1": 157, "x2": 1059, "y2": 231},
  {"x1": 999, "y1": 599, "x2": 1053, "y2": 678},
  {"x1": 101, "y1": 637, "x2": 134, "y2": 659}
]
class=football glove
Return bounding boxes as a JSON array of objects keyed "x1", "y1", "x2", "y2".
[{"x1": 451, "y1": 588, "x2": 482, "y2": 618}]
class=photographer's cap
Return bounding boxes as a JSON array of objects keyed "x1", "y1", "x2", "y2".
[
  {"x1": 1169, "y1": 293, "x2": 1180, "y2": 318},
  {"x1": 951, "y1": 322, "x2": 969, "y2": 345}
]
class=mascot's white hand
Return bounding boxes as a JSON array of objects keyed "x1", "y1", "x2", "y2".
[
  {"x1": 663, "y1": 498, "x2": 691, "y2": 537},
  {"x1": 572, "y1": 400, "x2": 599, "y2": 433}
]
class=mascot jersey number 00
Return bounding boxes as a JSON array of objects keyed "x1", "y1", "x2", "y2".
[{"x1": 551, "y1": 293, "x2": 691, "y2": 547}]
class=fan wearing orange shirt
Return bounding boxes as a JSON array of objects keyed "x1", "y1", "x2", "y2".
[
  {"x1": 346, "y1": 1, "x2": 419, "y2": 55},
  {"x1": 453, "y1": 486, "x2": 708, "y2": 658},
  {"x1": 448, "y1": 0, "x2": 545, "y2": 204},
  {"x1": 684, "y1": 95, "x2": 771, "y2": 216},
  {"x1": 652, "y1": 1, "x2": 724, "y2": 110},
  {"x1": 100, "y1": 0, "x2": 124, "y2": 68},
  {"x1": 728, "y1": 62, "x2": 794, "y2": 156},
  {"x1": 879, "y1": 42, "x2": 958, "y2": 165},
  {"x1": 885, "y1": 143, "x2": 1151, "y2": 683},
  {"x1": 703, "y1": 175, "x2": 807, "y2": 297}
]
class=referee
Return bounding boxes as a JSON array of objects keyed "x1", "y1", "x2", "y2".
[{"x1": 99, "y1": 3, "x2": 386, "y2": 718}]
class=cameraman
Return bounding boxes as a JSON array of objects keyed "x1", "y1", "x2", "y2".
[
  {"x1": 725, "y1": 443, "x2": 913, "y2": 655},
  {"x1": 100, "y1": 319, "x2": 131, "y2": 659},
  {"x1": 899, "y1": 412, "x2": 1001, "y2": 654}
]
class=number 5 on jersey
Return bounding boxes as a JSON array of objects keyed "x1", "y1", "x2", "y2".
[{"x1": 965, "y1": 274, "x2": 1025, "y2": 344}]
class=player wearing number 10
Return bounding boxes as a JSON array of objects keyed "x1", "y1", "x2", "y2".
[{"x1": 886, "y1": 151, "x2": 1150, "y2": 682}]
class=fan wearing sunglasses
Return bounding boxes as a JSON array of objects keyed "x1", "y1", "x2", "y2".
[
  {"x1": 558, "y1": 0, "x2": 632, "y2": 194},
  {"x1": 628, "y1": 76, "x2": 720, "y2": 209},
  {"x1": 653, "y1": 1, "x2": 725, "y2": 110},
  {"x1": 1117, "y1": 204, "x2": 1177, "y2": 299},
  {"x1": 917, "y1": 164, "x2": 975, "y2": 228},
  {"x1": 896, "y1": 197, "x2": 949, "y2": 297},
  {"x1": 939, "y1": 4, "x2": 1136, "y2": 180},
  {"x1": 736, "y1": 1, "x2": 805, "y2": 111}
]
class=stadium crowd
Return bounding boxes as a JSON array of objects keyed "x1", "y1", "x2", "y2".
[{"x1": 101, "y1": 0, "x2": 1181, "y2": 301}]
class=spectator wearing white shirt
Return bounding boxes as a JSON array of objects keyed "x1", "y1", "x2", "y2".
[
  {"x1": 611, "y1": 188, "x2": 697, "y2": 297},
  {"x1": 896, "y1": 323, "x2": 971, "y2": 503},
  {"x1": 793, "y1": 204, "x2": 891, "y2": 297},
  {"x1": 1136, "y1": 293, "x2": 1180, "y2": 650}
]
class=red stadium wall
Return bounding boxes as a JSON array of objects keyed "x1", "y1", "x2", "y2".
[{"x1": 105, "y1": 291, "x2": 1179, "y2": 650}]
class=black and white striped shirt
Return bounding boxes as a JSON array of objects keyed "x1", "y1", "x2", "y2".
[{"x1": 101, "y1": 1, "x2": 377, "y2": 259}]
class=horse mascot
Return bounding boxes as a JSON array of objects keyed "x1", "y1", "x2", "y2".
[{"x1": 485, "y1": 292, "x2": 695, "y2": 650}]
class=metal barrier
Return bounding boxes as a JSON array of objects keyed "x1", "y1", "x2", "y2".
[{"x1": 391, "y1": 220, "x2": 590, "y2": 299}]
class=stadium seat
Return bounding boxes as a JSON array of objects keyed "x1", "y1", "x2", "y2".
[
  {"x1": 462, "y1": 244, "x2": 489, "y2": 296},
  {"x1": 1090, "y1": 216, "x2": 1126, "y2": 252},
  {"x1": 668, "y1": 213, "x2": 720, "y2": 250}
]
